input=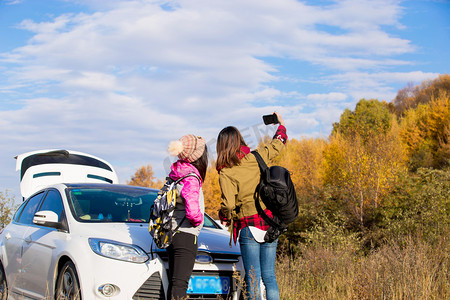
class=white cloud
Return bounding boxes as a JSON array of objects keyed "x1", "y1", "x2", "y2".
[
  {"x1": 0, "y1": 0, "x2": 439, "y2": 198},
  {"x1": 306, "y1": 92, "x2": 348, "y2": 102},
  {"x1": 323, "y1": 71, "x2": 440, "y2": 101},
  {"x1": 318, "y1": 0, "x2": 405, "y2": 30},
  {"x1": 4, "y1": 0, "x2": 23, "y2": 5}
]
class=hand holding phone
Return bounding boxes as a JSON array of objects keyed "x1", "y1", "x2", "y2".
[{"x1": 263, "y1": 113, "x2": 279, "y2": 125}]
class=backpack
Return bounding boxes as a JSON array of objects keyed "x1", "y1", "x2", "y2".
[
  {"x1": 149, "y1": 173, "x2": 201, "y2": 249},
  {"x1": 251, "y1": 151, "x2": 298, "y2": 242}
]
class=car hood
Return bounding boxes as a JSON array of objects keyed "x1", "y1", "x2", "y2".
[{"x1": 74, "y1": 222, "x2": 240, "y2": 255}]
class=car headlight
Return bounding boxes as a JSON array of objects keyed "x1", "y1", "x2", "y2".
[{"x1": 89, "y1": 238, "x2": 149, "y2": 263}]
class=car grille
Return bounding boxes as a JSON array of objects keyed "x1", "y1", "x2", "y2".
[
  {"x1": 157, "y1": 251, "x2": 240, "y2": 264},
  {"x1": 132, "y1": 272, "x2": 165, "y2": 300}
]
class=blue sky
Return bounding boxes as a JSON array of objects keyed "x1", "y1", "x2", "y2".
[{"x1": 0, "y1": 0, "x2": 449, "y2": 200}]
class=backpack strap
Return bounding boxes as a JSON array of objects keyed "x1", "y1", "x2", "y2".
[
  {"x1": 252, "y1": 150, "x2": 268, "y2": 173},
  {"x1": 251, "y1": 151, "x2": 285, "y2": 230},
  {"x1": 254, "y1": 188, "x2": 283, "y2": 229},
  {"x1": 174, "y1": 172, "x2": 201, "y2": 185}
]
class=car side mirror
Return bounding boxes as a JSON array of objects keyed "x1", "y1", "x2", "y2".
[{"x1": 33, "y1": 210, "x2": 64, "y2": 230}]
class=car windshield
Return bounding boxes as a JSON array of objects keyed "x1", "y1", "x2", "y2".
[{"x1": 67, "y1": 186, "x2": 158, "y2": 223}]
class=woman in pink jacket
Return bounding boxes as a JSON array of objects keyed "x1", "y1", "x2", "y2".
[{"x1": 167, "y1": 134, "x2": 208, "y2": 300}]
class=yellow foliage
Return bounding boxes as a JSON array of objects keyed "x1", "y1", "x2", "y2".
[
  {"x1": 202, "y1": 161, "x2": 222, "y2": 218},
  {"x1": 427, "y1": 91, "x2": 449, "y2": 144},
  {"x1": 394, "y1": 74, "x2": 450, "y2": 115},
  {"x1": 399, "y1": 90, "x2": 449, "y2": 168},
  {"x1": 322, "y1": 125, "x2": 407, "y2": 224},
  {"x1": 127, "y1": 164, "x2": 163, "y2": 189},
  {"x1": 399, "y1": 107, "x2": 428, "y2": 153},
  {"x1": 273, "y1": 138, "x2": 327, "y2": 200}
]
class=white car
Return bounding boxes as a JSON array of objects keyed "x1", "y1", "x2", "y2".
[{"x1": 0, "y1": 150, "x2": 243, "y2": 299}]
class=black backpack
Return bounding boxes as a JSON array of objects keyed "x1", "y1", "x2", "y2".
[{"x1": 252, "y1": 151, "x2": 298, "y2": 242}]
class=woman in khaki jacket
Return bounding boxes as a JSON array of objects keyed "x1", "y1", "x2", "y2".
[{"x1": 216, "y1": 112, "x2": 286, "y2": 300}]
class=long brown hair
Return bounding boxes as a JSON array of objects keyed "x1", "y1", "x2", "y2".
[
  {"x1": 216, "y1": 126, "x2": 248, "y2": 169},
  {"x1": 190, "y1": 146, "x2": 208, "y2": 181}
]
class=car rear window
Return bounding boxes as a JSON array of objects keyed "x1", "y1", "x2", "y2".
[{"x1": 66, "y1": 186, "x2": 158, "y2": 223}]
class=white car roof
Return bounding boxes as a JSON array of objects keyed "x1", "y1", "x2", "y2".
[{"x1": 16, "y1": 149, "x2": 119, "y2": 199}]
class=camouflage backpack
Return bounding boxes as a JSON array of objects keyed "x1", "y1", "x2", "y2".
[{"x1": 149, "y1": 173, "x2": 200, "y2": 249}]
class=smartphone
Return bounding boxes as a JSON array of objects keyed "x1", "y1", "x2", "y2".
[{"x1": 263, "y1": 113, "x2": 278, "y2": 125}]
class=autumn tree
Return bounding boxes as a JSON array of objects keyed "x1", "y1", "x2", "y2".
[
  {"x1": 333, "y1": 98, "x2": 392, "y2": 139},
  {"x1": 323, "y1": 132, "x2": 406, "y2": 225},
  {"x1": 272, "y1": 138, "x2": 326, "y2": 201},
  {"x1": 399, "y1": 91, "x2": 449, "y2": 170},
  {"x1": 0, "y1": 190, "x2": 17, "y2": 228},
  {"x1": 202, "y1": 162, "x2": 222, "y2": 218},
  {"x1": 324, "y1": 99, "x2": 407, "y2": 225},
  {"x1": 392, "y1": 82, "x2": 417, "y2": 114},
  {"x1": 127, "y1": 164, "x2": 163, "y2": 188},
  {"x1": 393, "y1": 74, "x2": 450, "y2": 116}
]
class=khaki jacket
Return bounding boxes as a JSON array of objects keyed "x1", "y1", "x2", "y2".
[{"x1": 218, "y1": 139, "x2": 285, "y2": 221}]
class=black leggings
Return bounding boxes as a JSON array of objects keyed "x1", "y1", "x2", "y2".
[{"x1": 167, "y1": 231, "x2": 198, "y2": 300}]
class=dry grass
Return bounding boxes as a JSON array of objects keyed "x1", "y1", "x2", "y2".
[{"x1": 276, "y1": 236, "x2": 449, "y2": 300}]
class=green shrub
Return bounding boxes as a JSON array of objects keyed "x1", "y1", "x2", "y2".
[{"x1": 369, "y1": 167, "x2": 450, "y2": 247}]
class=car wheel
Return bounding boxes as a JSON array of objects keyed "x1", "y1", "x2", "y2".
[
  {"x1": 55, "y1": 261, "x2": 81, "y2": 300},
  {"x1": 0, "y1": 263, "x2": 7, "y2": 300}
]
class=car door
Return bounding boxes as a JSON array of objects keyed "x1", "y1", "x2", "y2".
[
  {"x1": 1, "y1": 201, "x2": 27, "y2": 290},
  {"x1": 3, "y1": 191, "x2": 45, "y2": 296},
  {"x1": 20, "y1": 189, "x2": 68, "y2": 299},
  {"x1": 1, "y1": 207, "x2": 28, "y2": 294}
]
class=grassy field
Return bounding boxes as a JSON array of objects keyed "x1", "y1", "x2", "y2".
[{"x1": 275, "y1": 236, "x2": 449, "y2": 300}]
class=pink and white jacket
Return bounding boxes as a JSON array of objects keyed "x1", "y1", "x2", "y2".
[{"x1": 169, "y1": 160, "x2": 204, "y2": 235}]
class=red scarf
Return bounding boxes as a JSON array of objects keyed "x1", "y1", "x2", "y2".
[{"x1": 237, "y1": 145, "x2": 250, "y2": 159}]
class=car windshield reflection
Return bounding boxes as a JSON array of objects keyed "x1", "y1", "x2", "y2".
[
  {"x1": 67, "y1": 186, "x2": 158, "y2": 223},
  {"x1": 65, "y1": 185, "x2": 221, "y2": 228}
]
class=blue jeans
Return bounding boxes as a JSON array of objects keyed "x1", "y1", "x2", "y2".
[{"x1": 239, "y1": 226, "x2": 279, "y2": 300}]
